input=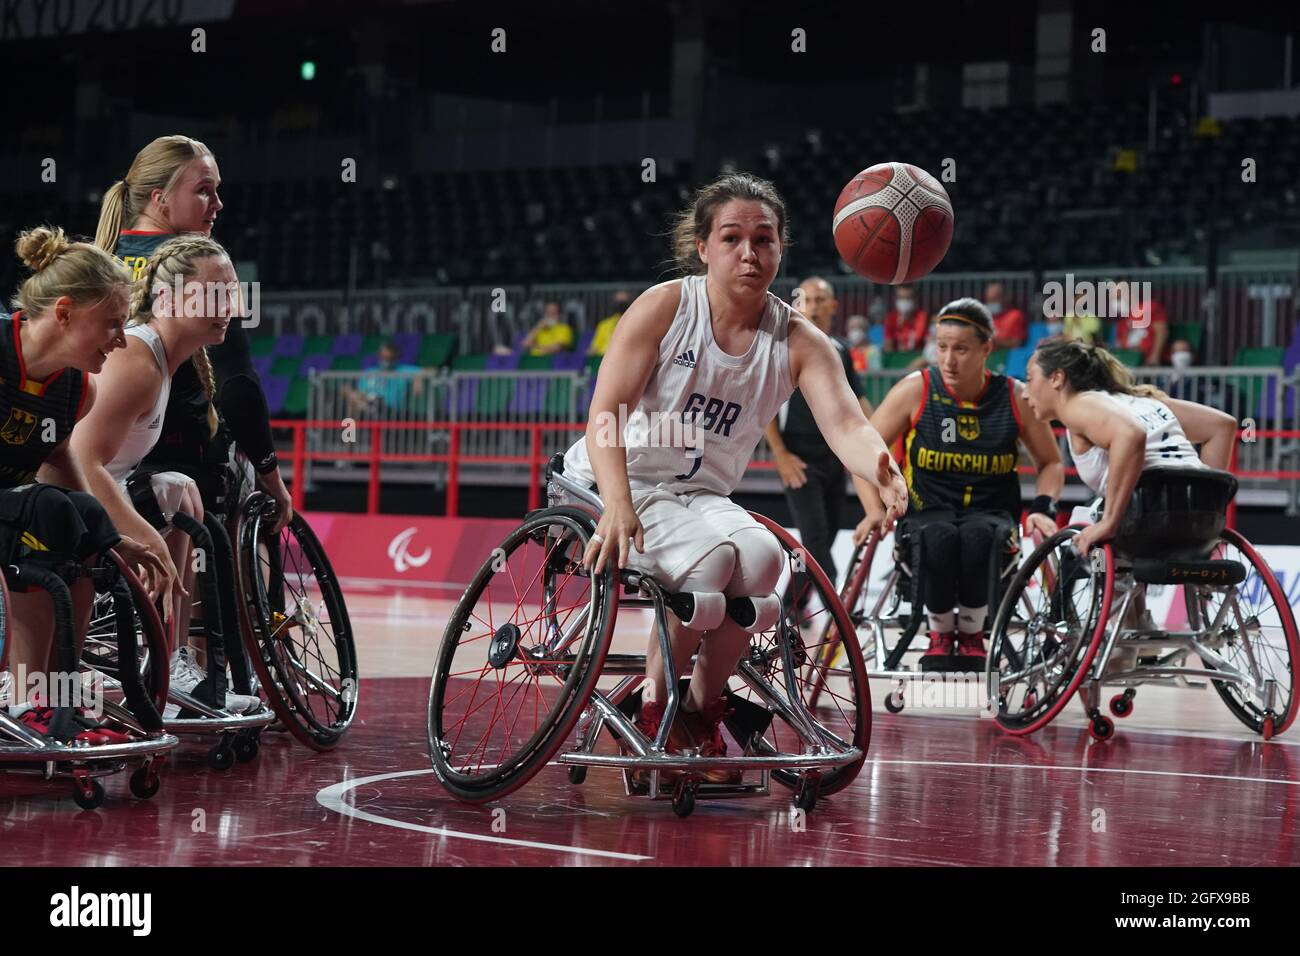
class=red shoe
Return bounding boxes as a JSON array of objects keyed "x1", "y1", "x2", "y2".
[
  {"x1": 677, "y1": 697, "x2": 743, "y2": 785},
  {"x1": 18, "y1": 707, "x2": 115, "y2": 746},
  {"x1": 956, "y1": 631, "x2": 987, "y2": 663},
  {"x1": 921, "y1": 632, "x2": 956, "y2": 672}
]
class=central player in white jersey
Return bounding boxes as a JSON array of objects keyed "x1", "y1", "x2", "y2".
[
  {"x1": 1022, "y1": 337, "x2": 1238, "y2": 557},
  {"x1": 564, "y1": 172, "x2": 908, "y2": 770}
]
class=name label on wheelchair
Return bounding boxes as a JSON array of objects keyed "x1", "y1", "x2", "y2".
[
  {"x1": 1168, "y1": 566, "x2": 1233, "y2": 581},
  {"x1": 889, "y1": 671, "x2": 996, "y2": 717}
]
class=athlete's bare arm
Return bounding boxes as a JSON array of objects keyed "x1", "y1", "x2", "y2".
[
  {"x1": 1159, "y1": 395, "x2": 1237, "y2": 470},
  {"x1": 581, "y1": 281, "x2": 681, "y2": 572},
  {"x1": 789, "y1": 315, "x2": 908, "y2": 522},
  {"x1": 851, "y1": 371, "x2": 923, "y2": 533},
  {"x1": 1015, "y1": 381, "x2": 1066, "y2": 538},
  {"x1": 1061, "y1": 392, "x2": 1147, "y2": 554}
]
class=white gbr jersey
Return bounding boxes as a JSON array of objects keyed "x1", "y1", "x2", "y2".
[
  {"x1": 1067, "y1": 389, "x2": 1206, "y2": 495},
  {"x1": 563, "y1": 274, "x2": 795, "y2": 497}
]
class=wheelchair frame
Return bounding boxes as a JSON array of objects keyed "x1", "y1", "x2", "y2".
[{"x1": 426, "y1": 458, "x2": 869, "y2": 817}]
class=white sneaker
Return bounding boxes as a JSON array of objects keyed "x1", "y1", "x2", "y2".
[{"x1": 167, "y1": 647, "x2": 262, "y2": 716}]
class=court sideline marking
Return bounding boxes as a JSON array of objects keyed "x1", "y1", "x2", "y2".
[{"x1": 316, "y1": 769, "x2": 653, "y2": 861}]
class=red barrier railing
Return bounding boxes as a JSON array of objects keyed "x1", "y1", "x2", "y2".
[{"x1": 271, "y1": 420, "x2": 1300, "y2": 523}]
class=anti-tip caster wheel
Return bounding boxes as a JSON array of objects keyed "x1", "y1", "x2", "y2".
[
  {"x1": 73, "y1": 778, "x2": 105, "y2": 810},
  {"x1": 129, "y1": 766, "x2": 161, "y2": 799},
  {"x1": 233, "y1": 734, "x2": 260, "y2": 763},
  {"x1": 208, "y1": 740, "x2": 236, "y2": 771}
]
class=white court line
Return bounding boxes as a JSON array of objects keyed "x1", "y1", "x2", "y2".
[
  {"x1": 316, "y1": 769, "x2": 653, "y2": 862},
  {"x1": 872, "y1": 758, "x2": 1300, "y2": 788}
]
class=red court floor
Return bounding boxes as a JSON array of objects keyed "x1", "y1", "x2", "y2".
[{"x1": 2, "y1": 668, "x2": 1296, "y2": 867}]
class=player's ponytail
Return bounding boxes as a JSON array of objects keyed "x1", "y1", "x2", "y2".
[
  {"x1": 670, "y1": 172, "x2": 790, "y2": 275},
  {"x1": 11, "y1": 225, "x2": 130, "y2": 317},
  {"x1": 96, "y1": 135, "x2": 214, "y2": 254},
  {"x1": 1034, "y1": 338, "x2": 1166, "y2": 399}
]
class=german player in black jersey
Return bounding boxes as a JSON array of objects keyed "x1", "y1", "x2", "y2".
[
  {"x1": 95, "y1": 135, "x2": 293, "y2": 531},
  {"x1": 857, "y1": 298, "x2": 1064, "y2": 670},
  {"x1": 1, "y1": 227, "x2": 171, "y2": 739}
]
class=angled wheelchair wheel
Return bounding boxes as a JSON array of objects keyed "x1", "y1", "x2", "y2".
[
  {"x1": 233, "y1": 493, "x2": 358, "y2": 751},
  {"x1": 732, "y1": 513, "x2": 869, "y2": 798},
  {"x1": 1188, "y1": 528, "x2": 1298, "y2": 737},
  {"x1": 988, "y1": 528, "x2": 1113, "y2": 735},
  {"x1": 79, "y1": 550, "x2": 170, "y2": 717},
  {"x1": 428, "y1": 507, "x2": 617, "y2": 803}
]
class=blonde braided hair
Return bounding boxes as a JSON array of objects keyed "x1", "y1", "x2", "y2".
[{"x1": 131, "y1": 234, "x2": 232, "y2": 437}]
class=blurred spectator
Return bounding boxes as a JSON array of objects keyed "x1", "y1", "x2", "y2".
[
  {"x1": 845, "y1": 314, "x2": 880, "y2": 372},
  {"x1": 522, "y1": 301, "x2": 575, "y2": 356},
  {"x1": 1062, "y1": 289, "x2": 1102, "y2": 345},
  {"x1": 907, "y1": 324, "x2": 939, "y2": 371},
  {"x1": 986, "y1": 281, "x2": 1027, "y2": 349},
  {"x1": 344, "y1": 340, "x2": 423, "y2": 415},
  {"x1": 882, "y1": 285, "x2": 928, "y2": 352},
  {"x1": 589, "y1": 289, "x2": 632, "y2": 357},
  {"x1": 1115, "y1": 294, "x2": 1169, "y2": 366},
  {"x1": 1159, "y1": 339, "x2": 1238, "y2": 409}
]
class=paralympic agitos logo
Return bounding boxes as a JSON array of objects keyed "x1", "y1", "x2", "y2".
[{"x1": 387, "y1": 527, "x2": 432, "y2": 573}]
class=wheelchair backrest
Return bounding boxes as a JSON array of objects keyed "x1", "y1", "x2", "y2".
[{"x1": 1113, "y1": 466, "x2": 1238, "y2": 560}]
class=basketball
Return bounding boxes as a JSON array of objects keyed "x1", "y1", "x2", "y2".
[{"x1": 832, "y1": 162, "x2": 954, "y2": 284}]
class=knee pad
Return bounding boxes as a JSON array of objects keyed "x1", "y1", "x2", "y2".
[
  {"x1": 665, "y1": 590, "x2": 727, "y2": 630},
  {"x1": 727, "y1": 593, "x2": 781, "y2": 633},
  {"x1": 919, "y1": 521, "x2": 959, "y2": 573},
  {"x1": 958, "y1": 521, "x2": 996, "y2": 568},
  {"x1": 726, "y1": 527, "x2": 783, "y2": 596}
]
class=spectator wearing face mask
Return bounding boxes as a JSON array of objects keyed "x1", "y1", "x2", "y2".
[
  {"x1": 522, "y1": 301, "x2": 575, "y2": 356},
  {"x1": 883, "y1": 285, "x2": 927, "y2": 352},
  {"x1": 986, "y1": 281, "x2": 1027, "y2": 349},
  {"x1": 345, "y1": 341, "x2": 423, "y2": 415},
  {"x1": 845, "y1": 314, "x2": 879, "y2": 373}
]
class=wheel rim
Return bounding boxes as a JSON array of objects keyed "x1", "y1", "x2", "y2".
[
  {"x1": 240, "y1": 496, "x2": 358, "y2": 747},
  {"x1": 989, "y1": 529, "x2": 1112, "y2": 733},
  {"x1": 730, "y1": 513, "x2": 868, "y2": 796},
  {"x1": 1190, "y1": 529, "x2": 1298, "y2": 735},
  {"x1": 428, "y1": 510, "x2": 615, "y2": 794}
]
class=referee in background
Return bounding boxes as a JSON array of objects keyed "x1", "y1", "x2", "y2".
[{"x1": 765, "y1": 276, "x2": 873, "y2": 602}]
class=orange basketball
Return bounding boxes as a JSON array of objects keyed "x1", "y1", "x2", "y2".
[{"x1": 832, "y1": 162, "x2": 954, "y2": 284}]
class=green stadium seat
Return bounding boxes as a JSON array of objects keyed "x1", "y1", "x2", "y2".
[
  {"x1": 250, "y1": 336, "x2": 275, "y2": 357},
  {"x1": 451, "y1": 353, "x2": 488, "y2": 372},
  {"x1": 304, "y1": 334, "x2": 333, "y2": 356},
  {"x1": 272, "y1": 356, "x2": 302, "y2": 378},
  {"x1": 1112, "y1": 349, "x2": 1143, "y2": 367},
  {"x1": 863, "y1": 377, "x2": 893, "y2": 408},
  {"x1": 882, "y1": 350, "x2": 921, "y2": 370},
  {"x1": 518, "y1": 354, "x2": 554, "y2": 371},
  {"x1": 475, "y1": 378, "x2": 513, "y2": 416},
  {"x1": 418, "y1": 333, "x2": 456, "y2": 368},
  {"x1": 361, "y1": 334, "x2": 386, "y2": 356},
  {"x1": 1171, "y1": 323, "x2": 1202, "y2": 351},
  {"x1": 1229, "y1": 347, "x2": 1285, "y2": 414},
  {"x1": 987, "y1": 349, "x2": 1009, "y2": 373},
  {"x1": 333, "y1": 356, "x2": 362, "y2": 372},
  {"x1": 544, "y1": 378, "x2": 574, "y2": 416},
  {"x1": 284, "y1": 377, "x2": 310, "y2": 416},
  {"x1": 1234, "y1": 347, "x2": 1284, "y2": 367}
]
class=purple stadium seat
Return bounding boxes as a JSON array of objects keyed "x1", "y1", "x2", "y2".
[
  {"x1": 333, "y1": 333, "x2": 363, "y2": 356},
  {"x1": 551, "y1": 352, "x2": 586, "y2": 372},
  {"x1": 509, "y1": 379, "x2": 546, "y2": 415},
  {"x1": 272, "y1": 333, "x2": 304, "y2": 358},
  {"x1": 262, "y1": 374, "x2": 290, "y2": 414},
  {"x1": 360, "y1": 354, "x2": 380, "y2": 370},
  {"x1": 574, "y1": 327, "x2": 595, "y2": 356},
  {"x1": 392, "y1": 333, "x2": 421, "y2": 365},
  {"x1": 300, "y1": 354, "x2": 334, "y2": 375},
  {"x1": 485, "y1": 351, "x2": 520, "y2": 370},
  {"x1": 251, "y1": 356, "x2": 274, "y2": 380},
  {"x1": 453, "y1": 378, "x2": 478, "y2": 415}
]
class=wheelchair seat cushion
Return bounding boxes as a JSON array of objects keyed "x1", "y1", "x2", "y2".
[{"x1": 1112, "y1": 466, "x2": 1238, "y2": 561}]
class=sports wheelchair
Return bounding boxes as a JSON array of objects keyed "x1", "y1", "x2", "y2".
[
  {"x1": 810, "y1": 511, "x2": 1023, "y2": 714},
  {"x1": 0, "y1": 538, "x2": 178, "y2": 810},
  {"x1": 427, "y1": 454, "x2": 869, "y2": 817},
  {"x1": 986, "y1": 467, "x2": 1298, "y2": 741},
  {"x1": 81, "y1": 460, "x2": 358, "y2": 765}
]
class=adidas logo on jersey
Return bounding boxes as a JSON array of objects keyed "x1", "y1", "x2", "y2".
[{"x1": 672, "y1": 349, "x2": 697, "y2": 369}]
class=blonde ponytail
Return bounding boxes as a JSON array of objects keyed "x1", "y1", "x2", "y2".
[{"x1": 11, "y1": 225, "x2": 130, "y2": 317}]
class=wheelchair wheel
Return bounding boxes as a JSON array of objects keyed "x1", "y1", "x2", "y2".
[
  {"x1": 731, "y1": 513, "x2": 869, "y2": 798},
  {"x1": 233, "y1": 493, "x2": 358, "y2": 751},
  {"x1": 428, "y1": 507, "x2": 617, "y2": 803},
  {"x1": 1187, "y1": 528, "x2": 1299, "y2": 737},
  {"x1": 988, "y1": 528, "x2": 1114, "y2": 735},
  {"x1": 808, "y1": 532, "x2": 877, "y2": 711},
  {"x1": 79, "y1": 550, "x2": 170, "y2": 716}
]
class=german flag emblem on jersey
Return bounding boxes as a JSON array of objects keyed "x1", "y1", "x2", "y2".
[
  {"x1": 0, "y1": 408, "x2": 37, "y2": 445},
  {"x1": 957, "y1": 414, "x2": 981, "y2": 442}
]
